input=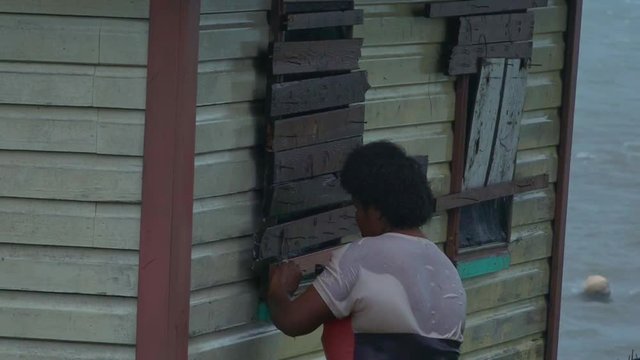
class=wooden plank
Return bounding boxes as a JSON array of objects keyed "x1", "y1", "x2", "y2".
[
  {"x1": 487, "y1": 59, "x2": 528, "y2": 184},
  {"x1": 437, "y1": 175, "x2": 548, "y2": 212},
  {"x1": 270, "y1": 105, "x2": 364, "y2": 151},
  {"x1": 448, "y1": 41, "x2": 532, "y2": 75},
  {"x1": 284, "y1": 1, "x2": 354, "y2": 14},
  {"x1": 273, "y1": 39, "x2": 362, "y2": 75},
  {"x1": 426, "y1": 0, "x2": 549, "y2": 18},
  {"x1": 458, "y1": 252, "x2": 511, "y2": 279},
  {"x1": 462, "y1": 298, "x2": 547, "y2": 353},
  {"x1": 463, "y1": 59, "x2": 505, "y2": 189},
  {"x1": 275, "y1": 245, "x2": 346, "y2": 277},
  {"x1": 270, "y1": 71, "x2": 369, "y2": 117},
  {"x1": 258, "y1": 206, "x2": 358, "y2": 260},
  {"x1": 458, "y1": 13, "x2": 535, "y2": 46},
  {"x1": 273, "y1": 136, "x2": 361, "y2": 183},
  {"x1": 269, "y1": 174, "x2": 350, "y2": 217},
  {"x1": 0, "y1": 290, "x2": 136, "y2": 344},
  {"x1": 285, "y1": 10, "x2": 363, "y2": 30}
]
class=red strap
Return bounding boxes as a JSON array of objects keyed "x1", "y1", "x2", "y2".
[{"x1": 322, "y1": 318, "x2": 355, "y2": 360}]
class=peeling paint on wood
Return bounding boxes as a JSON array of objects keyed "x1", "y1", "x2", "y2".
[
  {"x1": 458, "y1": 13, "x2": 535, "y2": 46},
  {"x1": 272, "y1": 39, "x2": 362, "y2": 75},
  {"x1": 259, "y1": 206, "x2": 358, "y2": 260},
  {"x1": 270, "y1": 105, "x2": 364, "y2": 151},
  {"x1": 449, "y1": 42, "x2": 532, "y2": 75},
  {"x1": 269, "y1": 174, "x2": 350, "y2": 217},
  {"x1": 270, "y1": 71, "x2": 369, "y2": 116},
  {"x1": 272, "y1": 137, "x2": 361, "y2": 183}
]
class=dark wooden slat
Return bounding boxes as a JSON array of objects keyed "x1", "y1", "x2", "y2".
[
  {"x1": 273, "y1": 136, "x2": 362, "y2": 183},
  {"x1": 270, "y1": 71, "x2": 369, "y2": 116},
  {"x1": 270, "y1": 106, "x2": 364, "y2": 151},
  {"x1": 273, "y1": 39, "x2": 363, "y2": 75},
  {"x1": 259, "y1": 206, "x2": 358, "y2": 260},
  {"x1": 435, "y1": 174, "x2": 548, "y2": 212},
  {"x1": 284, "y1": 1, "x2": 354, "y2": 13},
  {"x1": 448, "y1": 41, "x2": 532, "y2": 75},
  {"x1": 426, "y1": 0, "x2": 549, "y2": 18},
  {"x1": 273, "y1": 245, "x2": 346, "y2": 277},
  {"x1": 286, "y1": 10, "x2": 364, "y2": 30},
  {"x1": 269, "y1": 174, "x2": 350, "y2": 216},
  {"x1": 458, "y1": 13, "x2": 535, "y2": 46}
]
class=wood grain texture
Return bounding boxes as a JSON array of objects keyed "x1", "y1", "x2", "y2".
[
  {"x1": 273, "y1": 39, "x2": 362, "y2": 75},
  {"x1": 269, "y1": 174, "x2": 350, "y2": 217},
  {"x1": 463, "y1": 59, "x2": 505, "y2": 189},
  {"x1": 487, "y1": 59, "x2": 528, "y2": 184},
  {"x1": 284, "y1": 1, "x2": 354, "y2": 14},
  {"x1": 273, "y1": 136, "x2": 361, "y2": 183},
  {"x1": 270, "y1": 71, "x2": 369, "y2": 116},
  {"x1": 286, "y1": 10, "x2": 363, "y2": 30},
  {"x1": 270, "y1": 105, "x2": 364, "y2": 151},
  {"x1": 458, "y1": 13, "x2": 535, "y2": 46},
  {"x1": 258, "y1": 206, "x2": 357, "y2": 260},
  {"x1": 448, "y1": 42, "x2": 532, "y2": 75},
  {"x1": 437, "y1": 174, "x2": 549, "y2": 212},
  {"x1": 426, "y1": 0, "x2": 549, "y2": 18}
]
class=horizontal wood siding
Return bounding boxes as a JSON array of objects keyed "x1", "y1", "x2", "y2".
[
  {"x1": 188, "y1": 0, "x2": 568, "y2": 359},
  {"x1": 0, "y1": 3, "x2": 148, "y2": 357}
]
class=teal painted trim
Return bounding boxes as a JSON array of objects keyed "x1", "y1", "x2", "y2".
[
  {"x1": 258, "y1": 301, "x2": 272, "y2": 322},
  {"x1": 457, "y1": 254, "x2": 511, "y2": 280}
]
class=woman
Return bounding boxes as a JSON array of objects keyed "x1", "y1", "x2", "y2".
[{"x1": 268, "y1": 141, "x2": 466, "y2": 360}]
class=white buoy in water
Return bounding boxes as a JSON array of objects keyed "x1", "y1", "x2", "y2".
[{"x1": 582, "y1": 275, "x2": 611, "y2": 301}]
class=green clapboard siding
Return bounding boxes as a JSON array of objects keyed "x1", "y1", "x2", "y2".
[{"x1": 458, "y1": 254, "x2": 512, "y2": 280}]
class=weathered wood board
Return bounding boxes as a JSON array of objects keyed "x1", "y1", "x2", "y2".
[
  {"x1": 286, "y1": 10, "x2": 364, "y2": 30},
  {"x1": 284, "y1": 1, "x2": 354, "y2": 14},
  {"x1": 449, "y1": 42, "x2": 532, "y2": 75},
  {"x1": 258, "y1": 206, "x2": 358, "y2": 260},
  {"x1": 276, "y1": 245, "x2": 346, "y2": 277},
  {"x1": 269, "y1": 174, "x2": 350, "y2": 216},
  {"x1": 272, "y1": 136, "x2": 362, "y2": 183},
  {"x1": 463, "y1": 59, "x2": 505, "y2": 188},
  {"x1": 270, "y1": 105, "x2": 364, "y2": 151},
  {"x1": 273, "y1": 39, "x2": 363, "y2": 75},
  {"x1": 426, "y1": 0, "x2": 549, "y2": 18},
  {"x1": 459, "y1": 59, "x2": 530, "y2": 250},
  {"x1": 487, "y1": 59, "x2": 528, "y2": 184},
  {"x1": 458, "y1": 13, "x2": 535, "y2": 46},
  {"x1": 270, "y1": 71, "x2": 370, "y2": 116},
  {"x1": 437, "y1": 174, "x2": 548, "y2": 212}
]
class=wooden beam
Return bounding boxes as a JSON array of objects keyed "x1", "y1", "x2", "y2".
[
  {"x1": 436, "y1": 174, "x2": 549, "y2": 212},
  {"x1": 270, "y1": 105, "x2": 364, "y2": 151},
  {"x1": 270, "y1": 71, "x2": 369, "y2": 116},
  {"x1": 272, "y1": 39, "x2": 363, "y2": 75},
  {"x1": 258, "y1": 206, "x2": 358, "y2": 260},
  {"x1": 269, "y1": 174, "x2": 350, "y2": 217},
  {"x1": 136, "y1": 0, "x2": 200, "y2": 359},
  {"x1": 273, "y1": 136, "x2": 362, "y2": 183},
  {"x1": 286, "y1": 10, "x2": 363, "y2": 30},
  {"x1": 284, "y1": 1, "x2": 354, "y2": 14},
  {"x1": 448, "y1": 41, "x2": 532, "y2": 75},
  {"x1": 426, "y1": 0, "x2": 549, "y2": 18},
  {"x1": 458, "y1": 13, "x2": 535, "y2": 46}
]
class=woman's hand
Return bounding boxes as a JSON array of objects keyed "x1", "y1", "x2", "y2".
[{"x1": 269, "y1": 261, "x2": 303, "y2": 297}]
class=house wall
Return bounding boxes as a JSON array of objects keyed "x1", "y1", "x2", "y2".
[
  {"x1": 0, "y1": 2, "x2": 149, "y2": 358},
  {"x1": 188, "y1": 0, "x2": 567, "y2": 359}
]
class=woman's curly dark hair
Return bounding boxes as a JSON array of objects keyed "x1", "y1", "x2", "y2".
[{"x1": 340, "y1": 141, "x2": 434, "y2": 229}]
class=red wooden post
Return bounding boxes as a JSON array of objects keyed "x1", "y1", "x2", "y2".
[{"x1": 136, "y1": 0, "x2": 201, "y2": 359}]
